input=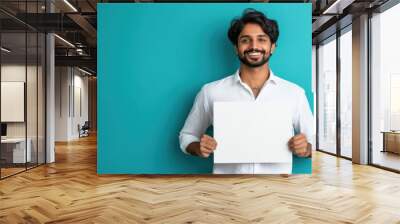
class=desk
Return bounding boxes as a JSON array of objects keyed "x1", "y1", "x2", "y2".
[
  {"x1": 381, "y1": 131, "x2": 400, "y2": 154},
  {"x1": 1, "y1": 138, "x2": 31, "y2": 163}
]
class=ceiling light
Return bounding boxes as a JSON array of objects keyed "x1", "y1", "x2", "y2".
[
  {"x1": 78, "y1": 67, "x2": 93, "y2": 76},
  {"x1": 322, "y1": 0, "x2": 355, "y2": 15},
  {"x1": 54, "y1": 34, "x2": 75, "y2": 48},
  {"x1": 63, "y1": 0, "x2": 78, "y2": 12},
  {"x1": 1, "y1": 47, "x2": 11, "y2": 53},
  {"x1": 323, "y1": 0, "x2": 342, "y2": 15}
]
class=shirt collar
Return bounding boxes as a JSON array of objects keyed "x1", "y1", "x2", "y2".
[{"x1": 233, "y1": 68, "x2": 279, "y2": 86}]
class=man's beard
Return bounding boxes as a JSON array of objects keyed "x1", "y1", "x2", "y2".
[{"x1": 238, "y1": 48, "x2": 271, "y2": 68}]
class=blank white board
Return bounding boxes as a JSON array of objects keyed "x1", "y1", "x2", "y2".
[
  {"x1": 1, "y1": 82, "x2": 25, "y2": 122},
  {"x1": 213, "y1": 101, "x2": 294, "y2": 164}
]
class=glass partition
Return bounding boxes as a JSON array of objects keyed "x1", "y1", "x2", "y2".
[
  {"x1": 27, "y1": 30, "x2": 38, "y2": 169},
  {"x1": 1, "y1": 30, "x2": 28, "y2": 177},
  {"x1": 0, "y1": 1, "x2": 46, "y2": 179}
]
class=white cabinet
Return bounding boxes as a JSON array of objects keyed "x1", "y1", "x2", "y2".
[{"x1": 1, "y1": 138, "x2": 32, "y2": 163}]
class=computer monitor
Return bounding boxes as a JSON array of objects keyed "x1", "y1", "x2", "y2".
[{"x1": 1, "y1": 123, "x2": 7, "y2": 137}]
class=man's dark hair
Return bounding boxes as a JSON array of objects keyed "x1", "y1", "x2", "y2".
[{"x1": 228, "y1": 8, "x2": 279, "y2": 46}]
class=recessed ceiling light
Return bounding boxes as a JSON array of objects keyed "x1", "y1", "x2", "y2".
[
  {"x1": 78, "y1": 67, "x2": 93, "y2": 76},
  {"x1": 322, "y1": 0, "x2": 354, "y2": 15},
  {"x1": 1, "y1": 47, "x2": 11, "y2": 53},
  {"x1": 54, "y1": 34, "x2": 75, "y2": 48},
  {"x1": 63, "y1": 0, "x2": 78, "y2": 12}
]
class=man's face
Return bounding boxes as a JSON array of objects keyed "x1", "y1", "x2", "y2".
[{"x1": 236, "y1": 23, "x2": 276, "y2": 68}]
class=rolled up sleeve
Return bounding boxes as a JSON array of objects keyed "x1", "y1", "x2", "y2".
[{"x1": 179, "y1": 86, "x2": 211, "y2": 154}]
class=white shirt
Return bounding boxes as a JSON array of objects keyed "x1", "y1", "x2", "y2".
[{"x1": 179, "y1": 69, "x2": 314, "y2": 174}]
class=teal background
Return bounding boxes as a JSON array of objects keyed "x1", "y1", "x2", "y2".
[{"x1": 98, "y1": 3, "x2": 312, "y2": 174}]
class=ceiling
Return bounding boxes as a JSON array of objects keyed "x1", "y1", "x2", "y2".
[{"x1": 0, "y1": 0, "x2": 392, "y2": 75}]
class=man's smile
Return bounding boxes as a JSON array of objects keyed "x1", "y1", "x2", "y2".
[
  {"x1": 237, "y1": 47, "x2": 270, "y2": 67},
  {"x1": 245, "y1": 50, "x2": 265, "y2": 60}
]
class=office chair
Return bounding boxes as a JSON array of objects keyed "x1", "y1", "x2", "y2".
[{"x1": 79, "y1": 121, "x2": 90, "y2": 138}]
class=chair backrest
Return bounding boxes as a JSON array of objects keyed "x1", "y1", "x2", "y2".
[{"x1": 82, "y1": 121, "x2": 90, "y2": 129}]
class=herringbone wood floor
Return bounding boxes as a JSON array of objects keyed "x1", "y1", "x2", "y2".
[{"x1": 1, "y1": 134, "x2": 400, "y2": 224}]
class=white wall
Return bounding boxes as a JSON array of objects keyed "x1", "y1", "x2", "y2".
[
  {"x1": 73, "y1": 73, "x2": 89, "y2": 137},
  {"x1": 1, "y1": 65, "x2": 27, "y2": 141},
  {"x1": 55, "y1": 66, "x2": 70, "y2": 141},
  {"x1": 55, "y1": 67, "x2": 89, "y2": 141},
  {"x1": 1, "y1": 64, "x2": 46, "y2": 164},
  {"x1": 1, "y1": 65, "x2": 40, "y2": 137}
]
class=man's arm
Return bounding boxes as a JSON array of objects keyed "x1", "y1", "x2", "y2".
[
  {"x1": 290, "y1": 90, "x2": 314, "y2": 157},
  {"x1": 179, "y1": 86, "x2": 212, "y2": 155},
  {"x1": 186, "y1": 142, "x2": 200, "y2": 156}
]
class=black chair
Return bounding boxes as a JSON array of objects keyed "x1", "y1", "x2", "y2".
[{"x1": 79, "y1": 121, "x2": 90, "y2": 138}]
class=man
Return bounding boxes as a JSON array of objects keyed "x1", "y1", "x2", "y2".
[{"x1": 179, "y1": 9, "x2": 314, "y2": 174}]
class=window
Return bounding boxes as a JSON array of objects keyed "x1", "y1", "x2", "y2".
[
  {"x1": 371, "y1": 2, "x2": 400, "y2": 171},
  {"x1": 339, "y1": 27, "x2": 352, "y2": 158},
  {"x1": 317, "y1": 35, "x2": 337, "y2": 154}
]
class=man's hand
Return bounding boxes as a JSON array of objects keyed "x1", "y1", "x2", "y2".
[
  {"x1": 288, "y1": 133, "x2": 311, "y2": 157},
  {"x1": 198, "y1": 134, "x2": 217, "y2": 158},
  {"x1": 186, "y1": 134, "x2": 217, "y2": 158}
]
